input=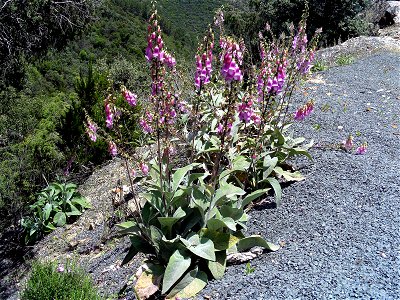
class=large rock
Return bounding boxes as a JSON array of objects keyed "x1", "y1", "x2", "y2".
[
  {"x1": 379, "y1": 1, "x2": 400, "y2": 27},
  {"x1": 386, "y1": 1, "x2": 400, "y2": 25}
]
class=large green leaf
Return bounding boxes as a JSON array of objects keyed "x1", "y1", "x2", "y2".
[
  {"x1": 208, "y1": 251, "x2": 227, "y2": 279},
  {"x1": 158, "y1": 217, "x2": 181, "y2": 235},
  {"x1": 219, "y1": 205, "x2": 244, "y2": 221},
  {"x1": 219, "y1": 155, "x2": 251, "y2": 182},
  {"x1": 241, "y1": 188, "x2": 270, "y2": 208},
  {"x1": 121, "y1": 245, "x2": 139, "y2": 266},
  {"x1": 263, "y1": 156, "x2": 278, "y2": 179},
  {"x1": 173, "y1": 207, "x2": 186, "y2": 219},
  {"x1": 162, "y1": 249, "x2": 192, "y2": 294},
  {"x1": 181, "y1": 235, "x2": 216, "y2": 261},
  {"x1": 265, "y1": 177, "x2": 282, "y2": 206},
  {"x1": 288, "y1": 148, "x2": 313, "y2": 160},
  {"x1": 150, "y1": 225, "x2": 163, "y2": 253},
  {"x1": 71, "y1": 196, "x2": 91, "y2": 209},
  {"x1": 53, "y1": 212, "x2": 66, "y2": 227},
  {"x1": 166, "y1": 267, "x2": 198, "y2": 298},
  {"x1": 211, "y1": 184, "x2": 245, "y2": 210},
  {"x1": 207, "y1": 217, "x2": 236, "y2": 231},
  {"x1": 191, "y1": 187, "x2": 210, "y2": 212},
  {"x1": 172, "y1": 163, "x2": 199, "y2": 193},
  {"x1": 42, "y1": 203, "x2": 52, "y2": 221},
  {"x1": 172, "y1": 270, "x2": 208, "y2": 299},
  {"x1": 201, "y1": 229, "x2": 240, "y2": 251},
  {"x1": 237, "y1": 235, "x2": 280, "y2": 252}
]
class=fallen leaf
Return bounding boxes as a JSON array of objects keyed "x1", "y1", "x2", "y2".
[{"x1": 135, "y1": 264, "x2": 164, "y2": 300}]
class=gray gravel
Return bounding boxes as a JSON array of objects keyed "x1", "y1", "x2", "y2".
[{"x1": 198, "y1": 51, "x2": 400, "y2": 299}]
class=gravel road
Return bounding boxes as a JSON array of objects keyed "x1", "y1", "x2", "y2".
[{"x1": 199, "y1": 51, "x2": 400, "y2": 299}]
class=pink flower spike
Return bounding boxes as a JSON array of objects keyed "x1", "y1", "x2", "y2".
[
  {"x1": 294, "y1": 108, "x2": 305, "y2": 121},
  {"x1": 123, "y1": 89, "x2": 137, "y2": 106},
  {"x1": 105, "y1": 103, "x2": 114, "y2": 128},
  {"x1": 140, "y1": 163, "x2": 149, "y2": 176},
  {"x1": 145, "y1": 46, "x2": 153, "y2": 61},
  {"x1": 108, "y1": 141, "x2": 117, "y2": 157},
  {"x1": 86, "y1": 121, "x2": 97, "y2": 142}
]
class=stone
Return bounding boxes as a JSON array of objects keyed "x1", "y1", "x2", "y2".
[{"x1": 387, "y1": 1, "x2": 400, "y2": 24}]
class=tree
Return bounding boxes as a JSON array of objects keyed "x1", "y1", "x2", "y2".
[
  {"x1": 224, "y1": 0, "x2": 372, "y2": 63},
  {"x1": 0, "y1": 0, "x2": 97, "y2": 85}
]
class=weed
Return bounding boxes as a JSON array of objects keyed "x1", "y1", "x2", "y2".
[
  {"x1": 245, "y1": 262, "x2": 255, "y2": 275},
  {"x1": 336, "y1": 54, "x2": 354, "y2": 66}
]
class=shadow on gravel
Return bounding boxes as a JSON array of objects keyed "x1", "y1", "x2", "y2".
[{"x1": 253, "y1": 180, "x2": 298, "y2": 211}]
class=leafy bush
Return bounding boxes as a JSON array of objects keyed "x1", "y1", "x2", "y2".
[
  {"x1": 86, "y1": 8, "x2": 318, "y2": 298},
  {"x1": 21, "y1": 182, "x2": 91, "y2": 244},
  {"x1": 21, "y1": 260, "x2": 101, "y2": 300},
  {"x1": 224, "y1": 0, "x2": 372, "y2": 63},
  {"x1": 0, "y1": 85, "x2": 71, "y2": 230}
]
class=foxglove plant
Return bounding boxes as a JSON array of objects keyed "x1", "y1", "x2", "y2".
[{"x1": 83, "y1": 6, "x2": 324, "y2": 299}]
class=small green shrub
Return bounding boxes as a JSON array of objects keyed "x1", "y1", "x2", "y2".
[
  {"x1": 311, "y1": 60, "x2": 328, "y2": 72},
  {"x1": 21, "y1": 260, "x2": 101, "y2": 300},
  {"x1": 21, "y1": 182, "x2": 91, "y2": 244},
  {"x1": 336, "y1": 54, "x2": 354, "y2": 66}
]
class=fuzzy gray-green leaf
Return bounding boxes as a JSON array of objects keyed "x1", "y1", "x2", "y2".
[{"x1": 162, "y1": 249, "x2": 191, "y2": 294}]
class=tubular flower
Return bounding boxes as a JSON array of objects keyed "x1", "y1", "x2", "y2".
[
  {"x1": 122, "y1": 87, "x2": 137, "y2": 107},
  {"x1": 140, "y1": 163, "x2": 149, "y2": 176},
  {"x1": 105, "y1": 102, "x2": 114, "y2": 129},
  {"x1": 294, "y1": 100, "x2": 314, "y2": 121},
  {"x1": 86, "y1": 120, "x2": 97, "y2": 142},
  {"x1": 238, "y1": 99, "x2": 255, "y2": 123},
  {"x1": 57, "y1": 264, "x2": 65, "y2": 273},
  {"x1": 257, "y1": 48, "x2": 287, "y2": 99},
  {"x1": 356, "y1": 143, "x2": 368, "y2": 155},
  {"x1": 139, "y1": 112, "x2": 153, "y2": 134},
  {"x1": 108, "y1": 141, "x2": 117, "y2": 157},
  {"x1": 195, "y1": 28, "x2": 214, "y2": 90},
  {"x1": 217, "y1": 122, "x2": 232, "y2": 135},
  {"x1": 145, "y1": 13, "x2": 176, "y2": 69},
  {"x1": 342, "y1": 135, "x2": 354, "y2": 151},
  {"x1": 220, "y1": 37, "x2": 244, "y2": 82}
]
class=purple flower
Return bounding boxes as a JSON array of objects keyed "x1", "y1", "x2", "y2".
[
  {"x1": 238, "y1": 100, "x2": 254, "y2": 123},
  {"x1": 294, "y1": 100, "x2": 314, "y2": 121},
  {"x1": 105, "y1": 103, "x2": 114, "y2": 129},
  {"x1": 139, "y1": 118, "x2": 153, "y2": 134},
  {"x1": 342, "y1": 135, "x2": 354, "y2": 151},
  {"x1": 140, "y1": 163, "x2": 149, "y2": 176},
  {"x1": 145, "y1": 45, "x2": 153, "y2": 61},
  {"x1": 217, "y1": 123, "x2": 224, "y2": 134},
  {"x1": 122, "y1": 89, "x2": 137, "y2": 106},
  {"x1": 108, "y1": 141, "x2": 117, "y2": 157},
  {"x1": 356, "y1": 143, "x2": 367, "y2": 155},
  {"x1": 86, "y1": 120, "x2": 97, "y2": 142}
]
